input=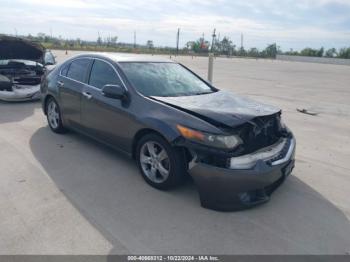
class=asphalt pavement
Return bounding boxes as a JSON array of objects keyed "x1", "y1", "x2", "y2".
[{"x1": 0, "y1": 50, "x2": 349, "y2": 254}]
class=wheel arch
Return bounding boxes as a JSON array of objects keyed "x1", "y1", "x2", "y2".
[
  {"x1": 43, "y1": 94, "x2": 55, "y2": 115},
  {"x1": 131, "y1": 128, "x2": 193, "y2": 168},
  {"x1": 132, "y1": 128, "x2": 167, "y2": 159}
]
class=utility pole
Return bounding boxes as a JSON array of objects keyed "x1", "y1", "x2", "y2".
[
  {"x1": 176, "y1": 28, "x2": 180, "y2": 56},
  {"x1": 97, "y1": 31, "x2": 101, "y2": 46},
  {"x1": 14, "y1": 28, "x2": 17, "y2": 37},
  {"x1": 241, "y1": 33, "x2": 244, "y2": 50},
  {"x1": 50, "y1": 28, "x2": 53, "y2": 39},
  {"x1": 211, "y1": 28, "x2": 216, "y2": 52},
  {"x1": 208, "y1": 53, "x2": 214, "y2": 83},
  {"x1": 134, "y1": 31, "x2": 136, "y2": 49}
]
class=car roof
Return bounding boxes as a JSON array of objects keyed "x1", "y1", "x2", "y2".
[{"x1": 74, "y1": 52, "x2": 175, "y2": 63}]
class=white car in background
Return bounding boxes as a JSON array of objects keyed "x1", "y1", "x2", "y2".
[{"x1": 0, "y1": 35, "x2": 56, "y2": 102}]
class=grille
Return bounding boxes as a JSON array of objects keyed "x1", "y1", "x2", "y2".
[{"x1": 236, "y1": 114, "x2": 282, "y2": 154}]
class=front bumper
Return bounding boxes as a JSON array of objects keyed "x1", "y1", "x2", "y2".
[
  {"x1": 0, "y1": 84, "x2": 41, "y2": 102},
  {"x1": 189, "y1": 137, "x2": 295, "y2": 211}
]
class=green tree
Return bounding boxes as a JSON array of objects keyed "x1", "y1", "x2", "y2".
[
  {"x1": 97, "y1": 36, "x2": 102, "y2": 46},
  {"x1": 325, "y1": 48, "x2": 337, "y2": 58},
  {"x1": 146, "y1": 40, "x2": 154, "y2": 49},
  {"x1": 189, "y1": 37, "x2": 210, "y2": 53},
  {"x1": 317, "y1": 47, "x2": 324, "y2": 57},
  {"x1": 262, "y1": 43, "x2": 277, "y2": 58},
  {"x1": 220, "y1": 37, "x2": 233, "y2": 55},
  {"x1": 248, "y1": 48, "x2": 260, "y2": 58},
  {"x1": 110, "y1": 36, "x2": 118, "y2": 47},
  {"x1": 300, "y1": 48, "x2": 318, "y2": 57},
  {"x1": 338, "y1": 48, "x2": 350, "y2": 59},
  {"x1": 238, "y1": 47, "x2": 246, "y2": 56}
]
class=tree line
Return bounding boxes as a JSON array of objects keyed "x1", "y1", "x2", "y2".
[
  {"x1": 185, "y1": 36, "x2": 350, "y2": 59},
  {"x1": 22, "y1": 33, "x2": 350, "y2": 59}
]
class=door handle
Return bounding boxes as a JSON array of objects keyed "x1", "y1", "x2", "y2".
[
  {"x1": 82, "y1": 91, "x2": 93, "y2": 99},
  {"x1": 57, "y1": 81, "x2": 64, "y2": 87}
]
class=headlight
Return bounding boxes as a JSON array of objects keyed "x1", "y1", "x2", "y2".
[
  {"x1": 277, "y1": 114, "x2": 287, "y2": 130},
  {"x1": 176, "y1": 125, "x2": 242, "y2": 149}
]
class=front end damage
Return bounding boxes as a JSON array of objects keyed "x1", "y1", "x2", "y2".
[
  {"x1": 0, "y1": 36, "x2": 46, "y2": 102},
  {"x1": 0, "y1": 61, "x2": 43, "y2": 101},
  {"x1": 179, "y1": 113, "x2": 296, "y2": 211}
]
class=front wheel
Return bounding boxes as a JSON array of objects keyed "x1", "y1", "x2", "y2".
[
  {"x1": 46, "y1": 97, "x2": 66, "y2": 133},
  {"x1": 136, "y1": 133, "x2": 187, "y2": 190}
]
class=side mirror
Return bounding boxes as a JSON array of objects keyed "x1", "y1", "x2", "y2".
[{"x1": 102, "y1": 84, "x2": 126, "y2": 99}]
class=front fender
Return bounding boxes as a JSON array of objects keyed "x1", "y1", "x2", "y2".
[{"x1": 138, "y1": 117, "x2": 180, "y2": 143}]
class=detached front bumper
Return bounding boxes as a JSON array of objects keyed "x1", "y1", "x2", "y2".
[
  {"x1": 189, "y1": 137, "x2": 296, "y2": 211},
  {"x1": 0, "y1": 84, "x2": 41, "y2": 102}
]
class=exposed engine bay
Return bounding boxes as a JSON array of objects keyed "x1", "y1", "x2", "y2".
[
  {"x1": 0, "y1": 60, "x2": 45, "y2": 91},
  {"x1": 0, "y1": 35, "x2": 55, "y2": 101}
]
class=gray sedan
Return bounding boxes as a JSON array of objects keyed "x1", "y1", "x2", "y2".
[{"x1": 41, "y1": 53, "x2": 295, "y2": 211}]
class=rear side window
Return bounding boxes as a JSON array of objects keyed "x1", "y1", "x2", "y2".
[
  {"x1": 89, "y1": 60, "x2": 122, "y2": 89},
  {"x1": 67, "y1": 58, "x2": 90, "y2": 83}
]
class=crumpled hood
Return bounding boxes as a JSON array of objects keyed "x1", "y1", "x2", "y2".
[
  {"x1": 0, "y1": 35, "x2": 44, "y2": 62},
  {"x1": 152, "y1": 90, "x2": 281, "y2": 127}
]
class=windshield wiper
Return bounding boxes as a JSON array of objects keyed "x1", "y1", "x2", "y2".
[{"x1": 192, "y1": 91, "x2": 214, "y2": 95}]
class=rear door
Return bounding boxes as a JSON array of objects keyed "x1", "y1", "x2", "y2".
[
  {"x1": 58, "y1": 58, "x2": 91, "y2": 128},
  {"x1": 81, "y1": 59, "x2": 132, "y2": 151}
]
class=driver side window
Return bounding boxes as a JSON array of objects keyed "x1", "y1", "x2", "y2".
[{"x1": 89, "y1": 60, "x2": 122, "y2": 89}]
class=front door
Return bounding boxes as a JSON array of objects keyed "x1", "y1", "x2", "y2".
[{"x1": 81, "y1": 59, "x2": 132, "y2": 152}]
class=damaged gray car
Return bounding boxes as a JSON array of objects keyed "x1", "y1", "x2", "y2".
[
  {"x1": 0, "y1": 35, "x2": 56, "y2": 102},
  {"x1": 41, "y1": 53, "x2": 295, "y2": 211}
]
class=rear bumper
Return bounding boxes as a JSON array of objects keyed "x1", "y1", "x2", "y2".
[{"x1": 189, "y1": 137, "x2": 295, "y2": 211}]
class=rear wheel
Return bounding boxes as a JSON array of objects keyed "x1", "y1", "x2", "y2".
[
  {"x1": 136, "y1": 133, "x2": 187, "y2": 190},
  {"x1": 46, "y1": 97, "x2": 66, "y2": 133}
]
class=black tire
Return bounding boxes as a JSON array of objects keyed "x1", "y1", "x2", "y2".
[
  {"x1": 136, "y1": 133, "x2": 187, "y2": 190},
  {"x1": 46, "y1": 97, "x2": 67, "y2": 134},
  {"x1": 0, "y1": 75, "x2": 12, "y2": 91}
]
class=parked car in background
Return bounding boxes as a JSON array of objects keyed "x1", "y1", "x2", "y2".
[
  {"x1": 41, "y1": 53, "x2": 295, "y2": 211},
  {"x1": 0, "y1": 35, "x2": 56, "y2": 102}
]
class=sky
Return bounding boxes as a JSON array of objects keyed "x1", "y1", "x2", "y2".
[{"x1": 0, "y1": 0, "x2": 350, "y2": 51}]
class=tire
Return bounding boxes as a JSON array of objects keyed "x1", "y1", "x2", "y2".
[
  {"x1": 136, "y1": 133, "x2": 187, "y2": 190},
  {"x1": 46, "y1": 97, "x2": 66, "y2": 133},
  {"x1": 0, "y1": 75, "x2": 12, "y2": 91}
]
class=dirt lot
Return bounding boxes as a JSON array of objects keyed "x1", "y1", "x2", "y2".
[{"x1": 0, "y1": 50, "x2": 349, "y2": 254}]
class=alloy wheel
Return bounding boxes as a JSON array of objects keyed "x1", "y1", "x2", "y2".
[
  {"x1": 140, "y1": 141, "x2": 170, "y2": 183},
  {"x1": 47, "y1": 100, "x2": 60, "y2": 129}
]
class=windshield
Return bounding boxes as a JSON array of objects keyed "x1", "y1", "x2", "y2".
[{"x1": 118, "y1": 62, "x2": 214, "y2": 97}]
